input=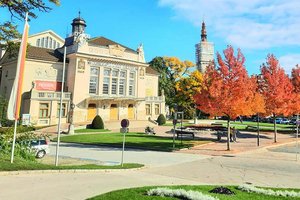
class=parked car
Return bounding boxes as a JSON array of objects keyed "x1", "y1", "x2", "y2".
[
  {"x1": 275, "y1": 118, "x2": 282, "y2": 124},
  {"x1": 30, "y1": 139, "x2": 50, "y2": 158},
  {"x1": 19, "y1": 138, "x2": 50, "y2": 158},
  {"x1": 290, "y1": 118, "x2": 297, "y2": 125},
  {"x1": 280, "y1": 118, "x2": 290, "y2": 124}
]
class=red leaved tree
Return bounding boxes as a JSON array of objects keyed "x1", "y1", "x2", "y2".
[
  {"x1": 290, "y1": 65, "x2": 300, "y2": 120},
  {"x1": 194, "y1": 46, "x2": 259, "y2": 150},
  {"x1": 259, "y1": 54, "x2": 294, "y2": 142}
]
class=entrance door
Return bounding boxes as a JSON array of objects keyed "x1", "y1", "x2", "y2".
[
  {"x1": 128, "y1": 104, "x2": 134, "y2": 119},
  {"x1": 110, "y1": 104, "x2": 118, "y2": 120},
  {"x1": 87, "y1": 104, "x2": 97, "y2": 121}
]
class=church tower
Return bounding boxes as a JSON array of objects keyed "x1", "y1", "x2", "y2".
[{"x1": 195, "y1": 21, "x2": 214, "y2": 73}]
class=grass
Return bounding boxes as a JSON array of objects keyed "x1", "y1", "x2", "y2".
[
  {"x1": 75, "y1": 128, "x2": 110, "y2": 133},
  {"x1": 0, "y1": 154, "x2": 143, "y2": 171},
  {"x1": 56, "y1": 132, "x2": 210, "y2": 152},
  {"x1": 88, "y1": 185, "x2": 300, "y2": 200}
]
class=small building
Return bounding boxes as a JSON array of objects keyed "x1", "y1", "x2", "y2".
[{"x1": 0, "y1": 15, "x2": 165, "y2": 126}]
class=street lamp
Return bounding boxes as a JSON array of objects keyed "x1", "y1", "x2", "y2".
[
  {"x1": 256, "y1": 74, "x2": 263, "y2": 146},
  {"x1": 68, "y1": 103, "x2": 75, "y2": 135},
  {"x1": 194, "y1": 104, "x2": 198, "y2": 124}
]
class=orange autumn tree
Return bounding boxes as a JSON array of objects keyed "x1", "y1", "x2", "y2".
[
  {"x1": 194, "y1": 46, "x2": 258, "y2": 150},
  {"x1": 259, "y1": 54, "x2": 294, "y2": 142},
  {"x1": 290, "y1": 65, "x2": 300, "y2": 119}
]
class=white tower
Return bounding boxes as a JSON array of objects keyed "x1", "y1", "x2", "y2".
[{"x1": 195, "y1": 21, "x2": 214, "y2": 73}]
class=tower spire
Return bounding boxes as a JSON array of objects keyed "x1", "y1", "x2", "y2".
[{"x1": 201, "y1": 21, "x2": 207, "y2": 42}]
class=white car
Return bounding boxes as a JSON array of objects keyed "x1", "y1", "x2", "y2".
[{"x1": 30, "y1": 139, "x2": 50, "y2": 158}]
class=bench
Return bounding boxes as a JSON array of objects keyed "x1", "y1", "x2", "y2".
[
  {"x1": 175, "y1": 129, "x2": 195, "y2": 139},
  {"x1": 246, "y1": 125, "x2": 258, "y2": 131}
]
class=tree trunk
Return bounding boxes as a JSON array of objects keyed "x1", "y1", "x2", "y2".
[
  {"x1": 227, "y1": 119, "x2": 230, "y2": 150},
  {"x1": 273, "y1": 114, "x2": 277, "y2": 143}
]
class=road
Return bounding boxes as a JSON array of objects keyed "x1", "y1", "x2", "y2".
[{"x1": 0, "y1": 143, "x2": 300, "y2": 200}]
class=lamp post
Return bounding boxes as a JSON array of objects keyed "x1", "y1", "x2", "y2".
[
  {"x1": 68, "y1": 103, "x2": 75, "y2": 135},
  {"x1": 194, "y1": 104, "x2": 198, "y2": 124},
  {"x1": 256, "y1": 74, "x2": 262, "y2": 146},
  {"x1": 172, "y1": 103, "x2": 177, "y2": 149}
]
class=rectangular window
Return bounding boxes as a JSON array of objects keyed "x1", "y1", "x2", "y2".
[
  {"x1": 89, "y1": 67, "x2": 99, "y2": 94},
  {"x1": 57, "y1": 103, "x2": 67, "y2": 117},
  {"x1": 146, "y1": 104, "x2": 151, "y2": 115},
  {"x1": 103, "y1": 77, "x2": 110, "y2": 94},
  {"x1": 119, "y1": 79, "x2": 125, "y2": 95},
  {"x1": 45, "y1": 37, "x2": 49, "y2": 48},
  {"x1": 155, "y1": 104, "x2": 160, "y2": 115},
  {"x1": 130, "y1": 72, "x2": 135, "y2": 79},
  {"x1": 41, "y1": 38, "x2": 45, "y2": 47},
  {"x1": 49, "y1": 38, "x2": 52, "y2": 49},
  {"x1": 39, "y1": 103, "x2": 49, "y2": 118},
  {"x1": 111, "y1": 78, "x2": 117, "y2": 95},
  {"x1": 129, "y1": 80, "x2": 134, "y2": 96},
  {"x1": 36, "y1": 39, "x2": 40, "y2": 47}
]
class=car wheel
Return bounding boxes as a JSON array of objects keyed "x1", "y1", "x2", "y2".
[{"x1": 36, "y1": 150, "x2": 46, "y2": 159}]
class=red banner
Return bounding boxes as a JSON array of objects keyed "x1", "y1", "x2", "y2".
[{"x1": 35, "y1": 81, "x2": 62, "y2": 91}]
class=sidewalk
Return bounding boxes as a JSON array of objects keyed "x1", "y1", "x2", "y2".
[{"x1": 151, "y1": 125, "x2": 298, "y2": 156}]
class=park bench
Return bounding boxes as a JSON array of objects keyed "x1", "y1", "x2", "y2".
[
  {"x1": 245, "y1": 125, "x2": 258, "y2": 131},
  {"x1": 175, "y1": 129, "x2": 195, "y2": 139}
]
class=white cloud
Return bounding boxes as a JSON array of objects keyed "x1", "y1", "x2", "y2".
[
  {"x1": 279, "y1": 54, "x2": 300, "y2": 75},
  {"x1": 158, "y1": 0, "x2": 300, "y2": 49}
]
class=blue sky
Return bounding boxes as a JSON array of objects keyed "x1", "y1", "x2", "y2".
[{"x1": 2, "y1": 0, "x2": 300, "y2": 75}]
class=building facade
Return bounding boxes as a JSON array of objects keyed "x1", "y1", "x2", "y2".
[
  {"x1": 195, "y1": 21, "x2": 214, "y2": 73},
  {"x1": 0, "y1": 15, "x2": 165, "y2": 126}
]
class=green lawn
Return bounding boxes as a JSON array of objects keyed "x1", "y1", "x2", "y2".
[
  {"x1": 75, "y1": 128, "x2": 110, "y2": 133},
  {"x1": 0, "y1": 154, "x2": 143, "y2": 171},
  {"x1": 88, "y1": 185, "x2": 300, "y2": 200},
  {"x1": 57, "y1": 132, "x2": 210, "y2": 151}
]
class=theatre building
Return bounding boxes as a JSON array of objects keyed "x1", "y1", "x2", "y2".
[{"x1": 0, "y1": 15, "x2": 165, "y2": 126}]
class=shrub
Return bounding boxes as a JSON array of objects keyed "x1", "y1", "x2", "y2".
[
  {"x1": 91, "y1": 115, "x2": 104, "y2": 129},
  {"x1": 157, "y1": 114, "x2": 166, "y2": 125}
]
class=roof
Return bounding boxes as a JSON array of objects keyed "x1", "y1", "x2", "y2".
[
  {"x1": 0, "y1": 46, "x2": 64, "y2": 64},
  {"x1": 26, "y1": 46, "x2": 64, "y2": 62},
  {"x1": 146, "y1": 67, "x2": 159, "y2": 76},
  {"x1": 27, "y1": 30, "x2": 64, "y2": 42},
  {"x1": 88, "y1": 36, "x2": 137, "y2": 53}
]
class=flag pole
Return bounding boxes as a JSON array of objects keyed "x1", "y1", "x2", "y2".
[
  {"x1": 10, "y1": 120, "x2": 18, "y2": 163},
  {"x1": 10, "y1": 13, "x2": 29, "y2": 163},
  {"x1": 55, "y1": 46, "x2": 67, "y2": 166}
]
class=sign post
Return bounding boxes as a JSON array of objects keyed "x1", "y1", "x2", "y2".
[{"x1": 120, "y1": 119, "x2": 129, "y2": 167}]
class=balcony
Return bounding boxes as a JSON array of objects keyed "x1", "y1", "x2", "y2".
[
  {"x1": 145, "y1": 96, "x2": 165, "y2": 102},
  {"x1": 30, "y1": 90, "x2": 71, "y2": 100}
]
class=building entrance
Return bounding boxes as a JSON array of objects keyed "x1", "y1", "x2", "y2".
[
  {"x1": 87, "y1": 103, "x2": 97, "y2": 121},
  {"x1": 110, "y1": 104, "x2": 118, "y2": 120},
  {"x1": 128, "y1": 104, "x2": 134, "y2": 119}
]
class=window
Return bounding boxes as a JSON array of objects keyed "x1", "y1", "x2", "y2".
[
  {"x1": 120, "y1": 71, "x2": 126, "y2": 78},
  {"x1": 89, "y1": 67, "x2": 99, "y2": 94},
  {"x1": 45, "y1": 37, "x2": 49, "y2": 48},
  {"x1": 36, "y1": 39, "x2": 40, "y2": 47},
  {"x1": 49, "y1": 38, "x2": 52, "y2": 49},
  {"x1": 57, "y1": 103, "x2": 67, "y2": 117},
  {"x1": 53, "y1": 40, "x2": 56, "y2": 49},
  {"x1": 155, "y1": 104, "x2": 160, "y2": 115},
  {"x1": 39, "y1": 103, "x2": 49, "y2": 118},
  {"x1": 41, "y1": 37, "x2": 45, "y2": 47},
  {"x1": 119, "y1": 79, "x2": 125, "y2": 95},
  {"x1": 57, "y1": 43, "x2": 60, "y2": 48},
  {"x1": 111, "y1": 78, "x2": 117, "y2": 95},
  {"x1": 146, "y1": 104, "x2": 151, "y2": 115},
  {"x1": 103, "y1": 77, "x2": 110, "y2": 94},
  {"x1": 129, "y1": 72, "x2": 135, "y2": 96}
]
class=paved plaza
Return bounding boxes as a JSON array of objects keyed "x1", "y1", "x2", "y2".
[{"x1": 1, "y1": 123, "x2": 299, "y2": 200}]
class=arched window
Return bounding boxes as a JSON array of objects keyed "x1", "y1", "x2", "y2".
[{"x1": 36, "y1": 39, "x2": 40, "y2": 47}]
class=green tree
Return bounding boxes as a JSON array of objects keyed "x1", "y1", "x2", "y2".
[
  {"x1": 0, "y1": 0, "x2": 60, "y2": 47},
  {"x1": 149, "y1": 56, "x2": 196, "y2": 116}
]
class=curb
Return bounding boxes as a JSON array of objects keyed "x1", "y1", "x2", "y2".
[{"x1": 0, "y1": 166, "x2": 147, "y2": 176}]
